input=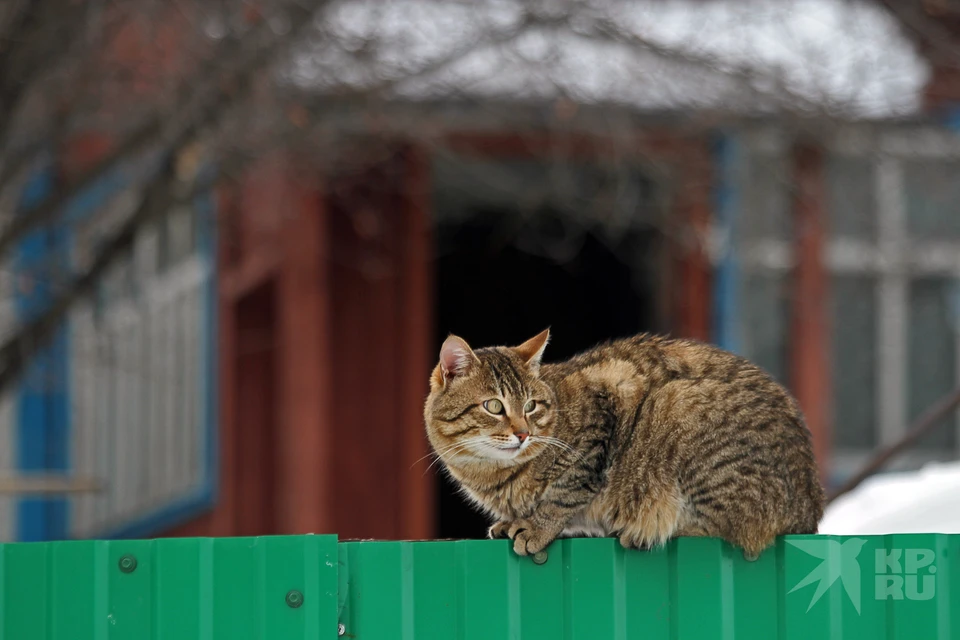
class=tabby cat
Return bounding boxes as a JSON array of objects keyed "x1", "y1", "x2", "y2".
[{"x1": 423, "y1": 329, "x2": 824, "y2": 561}]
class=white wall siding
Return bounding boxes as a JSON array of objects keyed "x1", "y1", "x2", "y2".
[
  {"x1": 65, "y1": 173, "x2": 213, "y2": 539},
  {"x1": 68, "y1": 255, "x2": 211, "y2": 538},
  {"x1": 69, "y1": 303, "x2": 95, "y2": 538}
]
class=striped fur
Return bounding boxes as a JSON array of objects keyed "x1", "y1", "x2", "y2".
[{"x1": 423, "y1": 330, "x2": 825, "y2": 561}]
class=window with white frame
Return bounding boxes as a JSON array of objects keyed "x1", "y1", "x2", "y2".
[
  {"x1": 737, "y1": 141, "x2": 792, "y2": 386},
  {"x1": 737, "y1": 127, "x2": 960, "y2": 484},
  {"x1": 69, "y1": 188, "x2": 213, "y2": 538}
]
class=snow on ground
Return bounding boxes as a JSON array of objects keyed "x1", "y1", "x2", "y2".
[{"x1": 820, "y1": 460, "x2": 960, "y2": 535}]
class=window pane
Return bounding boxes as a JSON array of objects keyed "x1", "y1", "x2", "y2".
[
  {"x1": 98, "y1": 250, "x2": 134, "y2": 309},
  {"x1": 741, "y1": 270, "x2": 789, "y2": 385},
  {"x1": 168, "y1": 205, "x2": 196, "y2": 263},
  {"x1": 908, "y1": 277, "x2": 959, "y2": 449},
  {"x1": 830, "y1": 276, "x2": 877, "y2": 448},
  {"x1": 827, "y1": 155, "x2": 875, "y2": 240},
  {"x1": 741, "y1": 151, "x2": 790, "y2": 241},
  {"x1": 903, "y1": 159, "x2": 960, "y2": 241},
  {"x1": 157, "y1": 205, "x2": 197, "y2": 271}
]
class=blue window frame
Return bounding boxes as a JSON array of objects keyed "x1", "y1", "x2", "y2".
[{"x1": 13, "y1": 154, "x2": 218, "y2": 540}]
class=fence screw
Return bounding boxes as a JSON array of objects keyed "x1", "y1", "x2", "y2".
[
  {"x1": 285, "y1": 590, "x2": 304, "y2": 608},
  {"x1": 338, "y1": 623, "x2": 346, "y2": 636},
  {"x1": 118, "y1": 554, "x2": 138, "y2": 573},
  {"x1": 533, "y1": 550, "x2": 548, "y2": 565}
]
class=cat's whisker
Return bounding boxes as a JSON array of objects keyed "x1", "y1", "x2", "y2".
[
  {"x1": 542, "y1": 438, "x2": 584, "y2": 462},
  {"x1": 422, "y1": 455, "x2": 449, "y2": 476},
  {"x1": 423, "y1": 452, "x2": 454, "y2": 476},
  {"x1": 429, "y1": 438, "x2": 481, "y2": 458},
  {"x1": 423, "y1": 443, "x2": 475, "y2": 476},
  {"x1": 422, "y1": 437, "x2": 488, "y2": 476},
  {"x1": 409, "y1": 450, "x2": 442, "y2": 469},
  {"x1": 414, "y1": 440, "x2": 475, "y2": 474},
  {"x1": 414, "y1": 441, "x2": 460, "y2": 462},
  {"x1": 423, "y1": 441, "x2": 473, "y2": 466}
]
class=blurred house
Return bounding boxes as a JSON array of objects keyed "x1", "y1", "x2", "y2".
[{"x1": 2, "y1": 0, "x2": 960, "y2": 542}]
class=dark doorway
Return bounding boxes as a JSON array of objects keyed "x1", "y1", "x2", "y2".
[
  {"x1": 432, "y1": 204, "x2": 661, "y2": 540},
  {"x1": 234, "y1": 281, "x2": 279, "y2": 536}
]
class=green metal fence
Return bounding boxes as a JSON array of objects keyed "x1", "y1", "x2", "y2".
[{"x1": 0, "y1": 534, "x2": 956, "y2": 639}]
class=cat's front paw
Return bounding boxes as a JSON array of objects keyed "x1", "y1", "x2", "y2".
[
  {"x1": 488, "y1": 521, "x2": 511, "y2": 539},
  {"x1": 506, "y1": 519, "x2": 555, "y2": 556}
]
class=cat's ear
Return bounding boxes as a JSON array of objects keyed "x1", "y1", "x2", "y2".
[
  {"x1": 514, "y1": 328, "x2": 550, "y2": 373},
  {"x1": 435, "y1": 334, "x2": 479, "y2": 387}
]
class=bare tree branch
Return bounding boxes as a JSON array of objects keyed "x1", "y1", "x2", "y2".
[
  {"x1": 0, "y1": 4, "x2": 130, "y2": 185},
  {"x1": 0, "y1": 1, "x2": 87, "y2": 143},
  {"x1": 0, "y1": 0, "x2": 325, "y2": 259},
  {"x1": 0, "y1": 156, "x2": 177, "y2": 395},
  {"x1": 0, "y1": 0, "x2": 331, "y2": 395},
  {"x1": 828, "y1": 386, "x2": 960, "y2": 504},
  {"x1": 0, "y1": 118, "x2": 163, "y2": 257},
  {"x1": 879, "y1": 0, "x2": 960, "y2": 67}
]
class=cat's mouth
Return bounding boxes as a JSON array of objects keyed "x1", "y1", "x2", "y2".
[
  {"x1": 492, "y1": 439, "x2": 531, "y2": 455},
  {"x1": 454, "y1": 437, "x2": 535, "y2": 462}
]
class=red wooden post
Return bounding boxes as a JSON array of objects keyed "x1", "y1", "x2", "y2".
[
  {"x1": 675, "y1": 141, "x2": 713, "y2": 342},
  {"x1": 789, "y1": 141, "x2": 832, "y2": 481},
  {"x1": 164, "y1": 184, "x2": 243, "y2": 537},
  {"x1": 210, "y1": 186, "x2": 240, "y2": 535},
  {"x1": 278, "y1": 177, "x2": 332, "y2": 534}
]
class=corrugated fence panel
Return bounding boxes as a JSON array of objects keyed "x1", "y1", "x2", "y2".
[
  {"x1": 0, "y1": 534, "x2": 956, "y2": 638},
  {"x1": 0, "y1": 534, "x2": 339, "y2": 639}
]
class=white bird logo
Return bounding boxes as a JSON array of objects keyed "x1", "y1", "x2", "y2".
[{"x1": 788, "y1": 538, "x2": 868, "y2": 614}]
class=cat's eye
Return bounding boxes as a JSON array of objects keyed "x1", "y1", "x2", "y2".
[
  {"x1": 523, "y1": 399, "x2": 536, "y2": 413},
  {"x1": 483, "y1": 399, "x2": 505, "y2": 415}
]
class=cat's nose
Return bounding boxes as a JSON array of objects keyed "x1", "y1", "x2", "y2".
[{"x1": 515, "y1": 431, "x2": 529, "y2": 443}]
